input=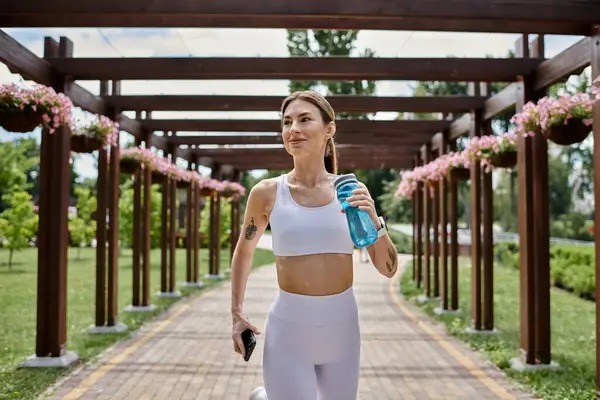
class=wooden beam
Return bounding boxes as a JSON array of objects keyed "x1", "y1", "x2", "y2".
[
  {"x1": 170, "y1": 134, "x2": 435, "y2": 146},
  {"x1": 228, "y1": 159, "x2": 411, "y2": 170},
  {"x1": 2, "y1": 1, "x2": 597, "y2": 34},
  {"x1": 103, "y1": 94, "x2": 486, "y2": 113},
  {"x1": 448, "y1": 114, "x2": 472, "y2": 139},
  {"x1": 480, "y1": 38, "x2": 591, "y2": 123},
  {"x1": 145, "y1": 119, "x2": 450, "y2": 134},
  {"x1": 47, "y1": 57, "x2": 544, "y2": 82},
  {"x1": 534, "y1": 37, "x2": 591, "y2": 91}
]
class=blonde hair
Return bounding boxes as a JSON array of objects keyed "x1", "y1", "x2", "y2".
[{"x1": 280, "y1": 91, "x2": 338, "y2": 174}]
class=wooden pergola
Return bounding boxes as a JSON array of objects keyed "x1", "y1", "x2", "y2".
[{"x1": 1, "y1": 0, "x2": 600, "y2": 394}]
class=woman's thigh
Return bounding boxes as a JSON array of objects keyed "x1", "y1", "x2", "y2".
[{"x1": 262, "y1": 315, "x2": 318, "y2": 400}]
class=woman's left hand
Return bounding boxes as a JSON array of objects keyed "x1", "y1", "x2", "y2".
[{"x1": 343, "y1": 182, "x2": 381, "y2": 229}]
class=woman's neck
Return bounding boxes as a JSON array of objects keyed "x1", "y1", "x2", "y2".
[{"x1": 290, "y1": 156, "x2": 329, "y2": 188}]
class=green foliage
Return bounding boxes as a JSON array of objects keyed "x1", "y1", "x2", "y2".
[
  {"x1": 0, "y1": 139, "x2": 38, "y2": 210},
  {"x1": 378, "y1": 177, "x2": 412, "y2": 223},
  {"x1": 118, "y1": 182, "x2": 163, "y2": 249},
  {"x1": 68, "y1": 187, "x2": 97, "y2": 259},
  {"x1": 494, "y1": 242, "x2": 595, "y2": 301},
  {"x1": 199, "y1": 199, "x2": 232, "y2": 248},
  {"x1": 0, "y1": 191, "x2": 38, "y2": 269},
  {"x1": 387, "y1": 230, "x2": 412, "y2": 254}
]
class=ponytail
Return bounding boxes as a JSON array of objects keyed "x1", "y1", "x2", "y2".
[{"x1": 324, "y1": 138, "x2": 338, "y2": 174}]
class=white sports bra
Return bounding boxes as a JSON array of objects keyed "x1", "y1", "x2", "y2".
[{"x1": 269, "y1": 174, "x2": 355, "y2": 257}]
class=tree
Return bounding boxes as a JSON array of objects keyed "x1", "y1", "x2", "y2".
[
  {"x1": 286, "y1": 29, "x2": 396, "y2": 215},
  {"x1": 68, "y1": 186, "x2": 97, "y2": 259},
  {"x1": 0, "y1": 191, "x2": 38, "y2": 269},
  {"x1": 0, "y1": 139, "x2": 38, "y2": 210},
  {"x1": 118, "y1": 181, "x2": 163, "y2": 249}
]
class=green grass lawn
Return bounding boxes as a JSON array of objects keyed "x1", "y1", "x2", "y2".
[
  {"x1": 0, "y1": 246, "x2": 275, "y2": 400},
  {"x1": 400, "y1": 258, "x2": 596, "y2": 400}
]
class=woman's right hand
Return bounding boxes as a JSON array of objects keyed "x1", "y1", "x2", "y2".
[{"x1": 231, "y1": 313, "x2": 261, "y2": 358}]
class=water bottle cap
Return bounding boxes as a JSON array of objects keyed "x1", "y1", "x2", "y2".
[{"x1": 334, "y1": 173, "x2": 358, "y2": 190}]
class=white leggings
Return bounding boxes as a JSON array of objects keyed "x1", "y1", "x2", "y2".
[{"x1": 262, "y1": 287, "x2": 361, "y2": 400}]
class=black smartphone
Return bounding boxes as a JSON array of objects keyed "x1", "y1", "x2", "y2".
[{"x1": 241, "y1": 328, "x2": 256, "y2": 362}]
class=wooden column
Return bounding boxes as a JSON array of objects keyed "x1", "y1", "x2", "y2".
[
  {"x1": 192, "y1": 156, "x2": 203, "y2": 286},
  {"x1": 160, "y1": 145, "x2": 170, "y2": 293},
  {"x1": 168, "y1": 145, "x2": 179, "y2": 294},
  {"x1": 141, "y1": 128, "x2": 153, "y2": 306},
  {"x1": 208, "y1": 163, "x2": 222, "y2": 278},
  {"x1": 514, "y1": 34, "x2": 552, "y2": 367},
  {"x1": 415, "y1": 156, "x2": 423, "y2": 289},
  {"x1": 449, "y1": 138, "x2": 459, "y2": 311},
  {"x1": 93, "y1": 81, "x2": 109, "y2": 329},
  {"x1": 481, "y1": 120, "x2": 495, "y2": 332},
  {"x1": 422, "y1": 144, "x2": 432, "y2": 298},
  {"x1": 439, "y1": 131, "x2": 450, "y2": 311},
  {"x1": 230, "y1": 169, "x2": 242, "y2": 259},
  {"x1": 412, "y1": 156, "x2": 417, "y2": 281},
  {"x1": 469, "y1": 84, "x2": 483, "y2": 331},
  {"x1": 25, "y1": 36, "x2": 78, "y2": 366},
  {"x1": 186, "y1": 158, "x2": 194, "y2": 282},
  {"x1": 589, "y1": 23, "x2": 600, "y2": 399},
  {"x1": 106, "y1": 81, "x2": 123, "y2": 328},
  {"x1": 432, "y1": 150, "x2": 440, "y2": 298},
  {"x1": 130, "y1": 133, "x2": 142, "y2": 308}
]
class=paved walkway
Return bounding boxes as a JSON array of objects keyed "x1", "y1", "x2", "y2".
[{"x1": 45, "y1": 237, "x2": 532, "y2": 400}]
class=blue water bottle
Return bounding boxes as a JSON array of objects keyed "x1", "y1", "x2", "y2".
[{"x1": 334, "y1": 173, "x2": 379, "y2": 248}]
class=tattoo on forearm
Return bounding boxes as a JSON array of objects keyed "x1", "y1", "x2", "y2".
[
  {"x1": 386, "y1": 247, "x2": 396, "y2": 272},
  {"x1": 244, "y1": 217, "x2": 257, "y2": 240}
]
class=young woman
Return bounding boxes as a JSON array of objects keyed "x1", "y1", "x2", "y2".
[{"x1": 230, "y1": 91, "x2": 399, "y2": 400}]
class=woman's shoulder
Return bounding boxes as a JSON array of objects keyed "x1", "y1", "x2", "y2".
[{"x1": 248, "y1": 176, "x2": 280, "y2": 204}]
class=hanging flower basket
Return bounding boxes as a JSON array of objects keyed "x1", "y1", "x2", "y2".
[
  {"x1": 120, "y1": 158, "x2": 141, "y2": 175},
  {"x1": 543, "y1": 118, "x2": 591, "y2": 146},
  {"x1": 0, "y1": 83, "x2": 74, "y2": 134},
  {"x1": 70, "y1": 134, "x2": 104, "y2": 153},
  {"x1": 199, "y1": 188, "x2": 215, "y2": 197},
  {"x1": 450, "y1": 167, "x2": 470, "y2": 181},
  {"x1": 151, "y1": 170, "x2": 164, "y2": 184},
  {"x1": 490, "y1": 150, "x2": 517, "y2": 168},
  {"x1": 0, "y1": 108, "x2": 44, "y2": 132}
]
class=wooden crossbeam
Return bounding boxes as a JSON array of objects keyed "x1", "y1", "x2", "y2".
[
  {"x1": 145, "y1": 119, "x2": 450, "y2": 134},
  {"x1": 1, "y1": 1, "x2": 597, "y2": 34},
  {"x1": 103, "y1": 94, "x2": 486, "y2": 113},
  {"x1": 46, "y1": 57, "x2": 543, "y2": 82},
  {"x1": 170, "y1": 134, "x2": 432, "y2": 146}
]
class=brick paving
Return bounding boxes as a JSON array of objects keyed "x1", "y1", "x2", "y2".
[{"x1": 45, "y1": 237, "x2": 533, "y2": 400}]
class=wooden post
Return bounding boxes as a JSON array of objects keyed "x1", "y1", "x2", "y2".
[
  {"x1": 130, "y1": 132, "x2": 142, "y2": 308},
  {"x1": 93, "y1": 81, "x2": 109, "y2": 329},
  {"x1": 160, "y1": 144, "x2": 170, "y2": 293},
  {"x1": 439, "y1": 131, "x2": 449, "y2": 311},
  {"x1": 412, "y1": 157, "x2": 417, "y2": 281},
  {"x1": 481, "y1": 146, "x2": 495, "y2": 331},
  {"x1": 422, "y1": 144, "x2": 432, "y2": 298},
  {"x1": 186, "y1": 158, "x2": 194, "y2": 282},
  {"x1": 192, "y1": 156, "x2": 202, "y2": 286},
  {"x1": 141, "y1": 127, "x2": 152, "y2": 306},
  {"x1": 168, "y1": 145, "x2": 179, "y2": 295},
  {"x1": 415, "y1": 156, "x2": 423, "y2": 289},
  {"x1": 24, "y1": 36, "x2": 78, "y2": 367},
  {"x1": 230, "y1": 169, "x2": 242, "y2": 259},
  {"x1": 589, "y1": 23, "x2": 600, "y2": 399},
  {"x1": 208, "y1": 163, "x2": 222, "y2": 278},
  {"x1": 432, "y1": 150, "x2": 440, "y2": 298},
  {"x1": 468, "y1": 82, "x2": 483, "y2": 331},
  {"x1": 512, "y1": 34, "x2": 553, "y2": 369},
  {"x1": 106, "y1": 81, "x2": 123, "y2": 328}
]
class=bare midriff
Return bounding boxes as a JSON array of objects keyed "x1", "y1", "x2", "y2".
[{"x1": 275, "y1": 253, "x2": 354, "y2": 296}]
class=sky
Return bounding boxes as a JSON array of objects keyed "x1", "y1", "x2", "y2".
[{"x1": 0, "y1": 28, "x2": 584, "y2": 179}]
